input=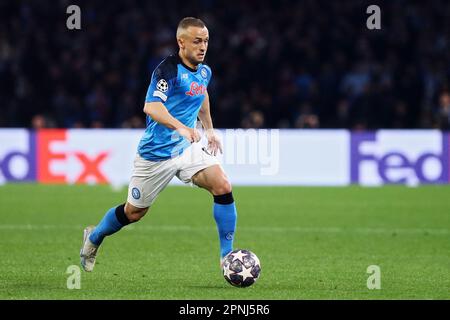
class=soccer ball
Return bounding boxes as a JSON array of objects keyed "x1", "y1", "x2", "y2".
[{"x1": 222, "y1": 249, "x2": 261, "y2": 287}]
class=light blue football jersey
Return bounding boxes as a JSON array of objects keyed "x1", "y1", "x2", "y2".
[{"x1": 138, "y1": 54, "x2": 212, "y2": 161}]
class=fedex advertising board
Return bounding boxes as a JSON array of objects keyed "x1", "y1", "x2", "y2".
[
  {"x1": 0, "y1": 129, "x2": 139, "y2": 186},
  {"x1": 0, "y1": 129, "x2": 448, "y2": 186},
  {"x1": 351, "y1": 131, "x2": 449, "y2": 186}
]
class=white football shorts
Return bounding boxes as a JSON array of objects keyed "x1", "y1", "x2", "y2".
[{"x1": 127, "y1": 142, "x2": 220, "y2": 208}]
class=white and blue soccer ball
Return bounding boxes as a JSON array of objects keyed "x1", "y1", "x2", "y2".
[{"x1": 222, "y1": 249, "x2": 261, "y2": 287}]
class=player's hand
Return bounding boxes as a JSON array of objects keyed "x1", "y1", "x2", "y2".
[
  {"x1": 205, "y1": 129, "x2": 223, "y2": 156},
  {"x1": 177, "y1": 127, "x2": 201, "y2": 143}
]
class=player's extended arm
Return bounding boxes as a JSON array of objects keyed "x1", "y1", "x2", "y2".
[
  {"x1": 198, "y1": 90, "x2": 214, "y2": 131},
  {"x1": 198, "y1": 91, "x2": 222, "y2": 155},
  {"x1": 143, "y1": 102, "x2": 201, "y2": 143}
]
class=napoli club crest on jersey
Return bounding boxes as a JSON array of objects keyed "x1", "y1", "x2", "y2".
[
  {"x1": 201, "y1": 67, "x2": 207, "y2": 79},
  {"x1": 131, "y1": 187, "x2": 141, "y2": 199}
]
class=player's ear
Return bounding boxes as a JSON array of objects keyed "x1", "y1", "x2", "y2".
[{"x1": 177, "y1": 37, "x2": 185, "y2": 49}]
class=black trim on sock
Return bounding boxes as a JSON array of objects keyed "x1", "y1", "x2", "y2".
[
  {"x1": 214, "y1": 192, "x2": 234, "y2": 205},
  {"x1": 115, "y1": 204, "x2": 131, "y2": 226}
]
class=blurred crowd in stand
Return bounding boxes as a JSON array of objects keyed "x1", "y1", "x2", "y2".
[{"x1": 1, "y1": 0, "x2": 449, "y2": 130}]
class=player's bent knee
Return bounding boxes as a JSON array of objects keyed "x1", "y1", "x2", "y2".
[
  {"x1": 213, "y1": 179, "x2": 232, "y2": 195},
  {"x1": 127, "y1": 210, "x2": 147, "y2": 223},
  {"x1": 124, "y1": 202, "x2": 149, "y2": 223},
  {"x1": 128, "y1": 213, "x2": 145, "y2": 223}
]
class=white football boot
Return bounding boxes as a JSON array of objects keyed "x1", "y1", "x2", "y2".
[{"x1": 80, "y1": 226, "x2": 99, "y2": 272}]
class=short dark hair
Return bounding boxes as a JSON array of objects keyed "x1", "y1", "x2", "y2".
[{"x1": 177, "y1": 17, "x2": 206, "y2": 32}]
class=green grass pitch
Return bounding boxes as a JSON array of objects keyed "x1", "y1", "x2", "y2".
[{"x1": 0, "y1": 184, "x2": 449, "y2": 299}]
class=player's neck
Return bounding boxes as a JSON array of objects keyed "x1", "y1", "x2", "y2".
[{"x1": 178, "y1": 51, "x2": 199, "y2": 71}]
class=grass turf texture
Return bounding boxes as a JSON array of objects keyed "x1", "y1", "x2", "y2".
[{"x1": 0, "y1": 184, "x2": 449, "y2": 300}]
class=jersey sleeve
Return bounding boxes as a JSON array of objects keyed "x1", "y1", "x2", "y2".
[
  {"x1": 145, "y1": 59, "x2": 178, "y2": 103},
  {"x1": 204, "y1": 65, "x2": 212, "y2": 86}
]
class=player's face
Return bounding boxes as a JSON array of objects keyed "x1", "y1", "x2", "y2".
[{"x1": 180, "y1": 26, "x2": 209, "y2": 65}]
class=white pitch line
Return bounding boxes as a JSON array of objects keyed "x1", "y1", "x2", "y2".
[{"x1": 0, "y1": 224, "x2": 448, "y2": 235}]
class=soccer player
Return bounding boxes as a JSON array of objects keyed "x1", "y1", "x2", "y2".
[{"x1": 80, "y1": 17, "x2": 237, "y2": 272}]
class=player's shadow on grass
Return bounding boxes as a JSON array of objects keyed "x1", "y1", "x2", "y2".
[{"x1": 186, "y1": 285, "x2": 231, "y2": 290}]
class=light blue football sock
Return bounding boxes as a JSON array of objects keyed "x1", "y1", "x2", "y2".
[
  {"x1": 89, "y1": 204, "x2": 129, "y2": 246},
  {"x1": 213, "y1": 193, "x2": 237, "y2": 258}
]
